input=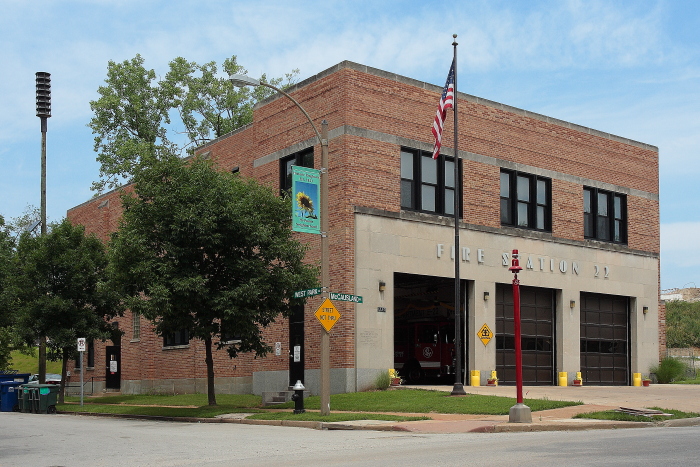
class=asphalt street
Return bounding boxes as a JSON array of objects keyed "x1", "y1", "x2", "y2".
[{"x1": 1, "y1": 412, "x2": 699, "y2": 466}]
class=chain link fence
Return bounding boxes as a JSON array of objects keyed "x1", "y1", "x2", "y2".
[{"x1": 666, "y1": 348, "x2": 699, "y2": 378}]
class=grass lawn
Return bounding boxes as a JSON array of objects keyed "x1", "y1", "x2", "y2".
[
  {"x1": 574, "y1": 407, "x2": 699, "y2": 422},
  {"x1": 273, "y1": 389, "x2": 580, "y2": 415},
  {"x1": 8, "y1": 350, "x2": 62, "y2": 375},
  {"x1": 672, "y1": 376, "x2": 700, "y2": 384},
  {"x1": 60, "y1": 388, "x2": 580, "y2": 420},
  {"x1": 58, "y1": 403, "x2": 265, "y2": 418},
  {"x1": 64, "y1": 393, "x2": 262, "y2": 407}
]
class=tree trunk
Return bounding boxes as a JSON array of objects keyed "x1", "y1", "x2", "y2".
[
  {"x1": 59, "y1": 349, "x2": 68, "y2": 404},
  {"x1": 205, "y1": 336, "x2": 216, "y2": 406}
]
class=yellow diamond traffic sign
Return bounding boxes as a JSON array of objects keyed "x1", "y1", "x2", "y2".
[
  {"x1": 315, "y1": 298, "x2": 341, "y2": 332},
  {"x1": 478, "y1": 323, "x2": 493, "y2": 346}
]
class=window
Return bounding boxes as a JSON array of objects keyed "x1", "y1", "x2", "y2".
[
  {"x1": 87, "y1": 341, "x2": 94, "y2": 368},
  {"x1": 163, "y1": 329, "x2": 190, "y2": 347},
  {"x1": 75, "y1": 341, "x2": 95, "y2": 368},
  {"x1": 500, "y1": 170, "x2": 551, "y2": 231},
  {"x1": 584, "y1": 187, "x2": 627, "y2": 243},
  {"x1": 280, "y1": 148, "x2": 314, "y2": 194},
  {"x1": 132, "y1": 312, "x2": 141, "y2": 340},
  {"x1": 400, "y1": 148, "x2": 460, "y2": 216},
  {"x1": 220, "y1": 330, "x2": 242, "y2": 344}
]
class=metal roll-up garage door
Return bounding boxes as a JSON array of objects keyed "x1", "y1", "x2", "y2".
[
  {"x1": 580, "y1": 293, "x2": 629, "y2": 385},
  {"x1": 496, "y1": 284, "x2": 554, "y2": 385}
]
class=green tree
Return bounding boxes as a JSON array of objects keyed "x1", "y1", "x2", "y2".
[
  {"x1": 666, "y1": 300, "x2": 700, "y2": 348},
  {"x1": 0, "y1": 215, "x2": 17, "y2": 370},
  {"x1": 13, "y1": 219, "x2": 120, "y2": 401},
  {"x1": 90, "y1": 54, "x2": 298, "y2": 193},
  {"x1": 109, "y1": 156, "x2": 317, "y2": 405},
  {"x1": 8, "y1": 205, "x2": 42, "y2": 238},
  {"x1": 89, "y1": 54, "x2": 176, "y2": 193}
]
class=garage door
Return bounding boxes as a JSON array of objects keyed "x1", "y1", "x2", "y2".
[
  {"x1": 580, "y1": 293, "x2": 629, "y2": 385},
  {"x1": 496, "y1": 284, "x2": 554, "y2": 385}
]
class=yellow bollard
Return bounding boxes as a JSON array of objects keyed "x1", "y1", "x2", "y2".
[
  {"x1": 470, "y1": 370, "x2": 480, "y2": 387},
  {"x1": 558, "y1": 371, "x2": 568, "y2": 387},
  {"x1": 633, "y1": 372, "x2": 642, "y2": 387}
]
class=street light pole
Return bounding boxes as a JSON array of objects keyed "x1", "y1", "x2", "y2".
[{"x1": 229, "y1": 75, "x2": 331, "y2": 415}]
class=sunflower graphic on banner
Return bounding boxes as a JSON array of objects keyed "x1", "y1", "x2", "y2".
[{"x1": 291, "y1": 166, "x2": 321, "y2": 234}]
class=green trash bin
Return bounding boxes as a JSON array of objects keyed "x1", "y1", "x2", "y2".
[
  {"x1": 36, "y1": 384, "x2": 59, "y2": 414},
  {"x1": 29, "y1": 386, "x2": 40, "y2": 413},
  {"x1": 19, "y1": 386, "x2": 32, "y2": 413}
]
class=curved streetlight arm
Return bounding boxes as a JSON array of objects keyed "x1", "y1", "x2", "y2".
[
  {"x1": 258, "y1": 82, "x2": 324, "y2": 146},
  {"x1": 229, "y1": 75, "x2": 323, "y2": 146}
]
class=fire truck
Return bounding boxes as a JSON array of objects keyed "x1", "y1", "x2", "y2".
[{"x1": 394, "y1": 321, "x2": 456, "y2": 383}]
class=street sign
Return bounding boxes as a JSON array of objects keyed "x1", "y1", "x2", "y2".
[
  {"x1": 478, "y1": 324, "x2": 493, "y2": 346},
  {"x1": 77, "y1": 337, "x2": 86, "y2": 352},
  {"x1": 329, "y1": 292, "x2": 363, "y2": 303},
  {"x1": 293, "y1": 287, "x2": 322, "y2": 299},
  {"x1": 314, "y1": 298, "x2": 341, "y2": 332}
]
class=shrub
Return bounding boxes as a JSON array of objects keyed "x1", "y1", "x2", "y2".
[
  {"x1": 374, "y1": 370, "x2": 391, "y2": 390},
  {"x1": 651, "y1": 357, "x2": 687, "y2": 383}
]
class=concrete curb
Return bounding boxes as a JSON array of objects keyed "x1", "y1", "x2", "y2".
[{"x1": 56, "y1": 411, "x2": 700, "y2": 433}]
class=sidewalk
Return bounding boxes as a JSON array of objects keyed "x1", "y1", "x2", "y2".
[
  {"x1": 316, "y1": 384, "x2": 700, "y2": 433},
  {"x1": 60, "y1": 384, "x2": 700, "y2": 434}
]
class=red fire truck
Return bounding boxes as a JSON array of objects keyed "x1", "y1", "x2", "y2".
[{"x1": 394, "y1": 321, "x2": 456, "y2": 383}]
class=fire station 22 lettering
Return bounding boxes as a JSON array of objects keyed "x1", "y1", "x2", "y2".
[{"x1": 434, "y1": 244, "x2": 610, "y2": 278}]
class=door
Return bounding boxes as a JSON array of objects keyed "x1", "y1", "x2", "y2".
[
  {"x1": 580, "y1": 293, "x2": 629, "y2": 385},
  {"x1": 105, "y1": 346, "x2": 121, "y2": 389},
  {"x1": 288, "y1": 305, "x2": 304, "y2": 387},
  {"x1": 496, "y1": 284, "x2": 555, "y2": 385}
]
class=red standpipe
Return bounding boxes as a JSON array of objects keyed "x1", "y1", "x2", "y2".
[{"x1": 509, "y1": 249, "x2": 524, "y2": 404}]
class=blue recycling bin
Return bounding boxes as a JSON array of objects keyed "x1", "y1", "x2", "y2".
[
  {"x1": 0, "y1": 373, "x2": 30, "y2": 384},
  {"x1": 0, "y1": 381, "x2": 23, "y2": 412}
]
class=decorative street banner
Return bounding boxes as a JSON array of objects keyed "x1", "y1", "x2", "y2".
[{"x1": 291, "y1": 166, "x2": 321, "y2": 234}]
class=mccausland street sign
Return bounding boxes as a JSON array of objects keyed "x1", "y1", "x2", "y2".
[{"x1": 329, "y1": 292, "x2": 363, "y2": 303}]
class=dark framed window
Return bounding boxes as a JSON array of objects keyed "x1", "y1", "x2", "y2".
[
  {"x1": 584, "y1": 187, "x2": 627, "y2": 243},
  {"x1": 132, "y1": 312, "x2": 140, "y2": 340},
  {"x1": 220, "y1": 330, "x2": 242, "y2": 344},
  {"x1": 163, "y1": 329, "x2": 190, "y2": 347},
  {"x1": 280, "y1": 148, "x2": 314, "y2": 194},
  {"x1": 500, "y1": 169, "x2": 551, "y2": 231},
  {"x1": 400, "y1": 148, "x2": 461, "y2": 216},
  {"x1": 75, "y1": 340, "x2": 95, "y2": 369}
]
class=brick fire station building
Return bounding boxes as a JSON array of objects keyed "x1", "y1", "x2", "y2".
[{"x1": 67, "y1": 61, "x2": 662, "y2": 395}]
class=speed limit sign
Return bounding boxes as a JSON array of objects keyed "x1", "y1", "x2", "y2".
[{"x1": 77, "y1": 338, "x2": 86, "y2": 352}]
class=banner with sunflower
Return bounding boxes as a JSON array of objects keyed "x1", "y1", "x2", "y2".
[{"x1": 291, "y1": 166, "x2": 321, "y2": 234}]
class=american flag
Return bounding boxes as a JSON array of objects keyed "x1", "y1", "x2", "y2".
[{"x1": 431, "y1": 60, "x2": 455, "y2": 159}]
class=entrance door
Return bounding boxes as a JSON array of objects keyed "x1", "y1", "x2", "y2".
[
  {"x1": 105, "y1": 346, "x2": 121, "y2": 389},
  {"x1": 288, "y1": 305, "x2": 304, "y2": 387},
  {"x1": 496, "y1": 284, "x2": 555, "y2": 385},
  {"x1": 393, "y1": 273, "x2": 466, "y2": 384},
  {"x1": 580, "y1": 293, "x2": 629, "y2": 385}
]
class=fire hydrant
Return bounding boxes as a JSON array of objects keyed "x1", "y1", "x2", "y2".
[{"x1": 291, "y1": 380, "x2": 306, "y2": 414}]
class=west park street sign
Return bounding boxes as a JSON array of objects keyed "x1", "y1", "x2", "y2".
[{"x1": 293, "y1": 287, "x2": 322, "y2": 299}]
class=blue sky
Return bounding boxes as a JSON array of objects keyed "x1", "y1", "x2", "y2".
[{"x1": 1, "y1": 0, "x2": 698, "y2": 290}]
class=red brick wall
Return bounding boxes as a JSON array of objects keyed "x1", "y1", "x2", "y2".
[{"x1": 66, "y1": 62, "x2": 660, "y2": 388}]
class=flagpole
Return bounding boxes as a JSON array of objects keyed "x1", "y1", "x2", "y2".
[{"x1": 450, "y1": 34, "x2": 466, "y2": 396}]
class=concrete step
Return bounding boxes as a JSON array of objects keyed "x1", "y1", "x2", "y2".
[{"x1": 262, "y1": 391, "x2": 292, "y2": 406}]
